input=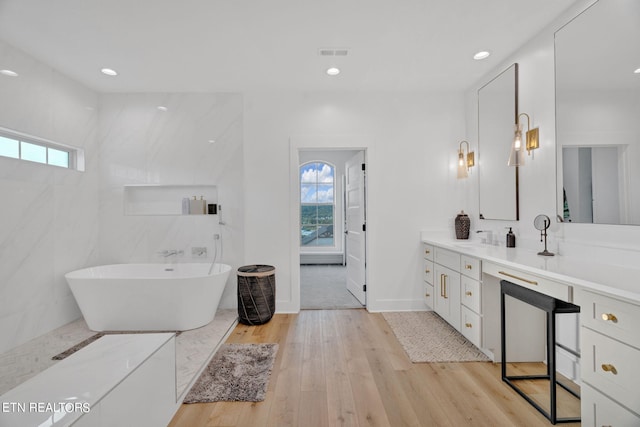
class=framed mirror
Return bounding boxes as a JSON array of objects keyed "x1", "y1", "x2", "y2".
[
  {"x1": 555, "y1": 0, "x2": 640, "y2": 225},
  {"x1": 478, "y1": 63, "x2": 519, "y2": 220}
]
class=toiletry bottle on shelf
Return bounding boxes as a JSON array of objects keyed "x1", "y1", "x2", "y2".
[
  {"x1": 506, "y1": 227, "x2": 516, "y2": 248},
  {"x1": 182, "y1": 197, "x2": 190, "y2": 215},
  {"x1": 189, "y1": 196, "x2": 203, "y2": 215},
  {"x1": 200, "y1": 196, "x2": 206, "y2": 214}
]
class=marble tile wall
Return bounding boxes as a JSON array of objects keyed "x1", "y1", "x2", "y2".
[
  {"x1": 97, "y1": 93, "x2": 245, "y2": 309},
  {"x1": 0, "y1": 40, "x2": 100, "y2": 354}
]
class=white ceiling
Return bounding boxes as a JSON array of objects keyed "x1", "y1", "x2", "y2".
[{"x1": 0, "y1": 0, "x2": 578, "y2": 93}]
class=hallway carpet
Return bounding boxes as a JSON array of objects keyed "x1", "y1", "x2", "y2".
[{"x1": 300, "y1": 265, "x2": 362, "y2": 309}]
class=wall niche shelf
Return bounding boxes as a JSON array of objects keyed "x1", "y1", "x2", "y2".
[{"x1": 123, "y1": 184, "x2": 217, "y2": 216}]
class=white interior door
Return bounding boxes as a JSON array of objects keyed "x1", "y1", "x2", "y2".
[{"x1": 345, "y1": 151, "x2": 366, "y2": 305}]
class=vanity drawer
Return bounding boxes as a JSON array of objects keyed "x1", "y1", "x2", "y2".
[
  {"x1": 582, "y1": 384, "x2": 640, "y2": 427},
  {"x1": 461, "y1": 305, "x2": 481, "y2": 348},
  {"x1": 424, "y1": 283, "x2": 434, "y2": 309},
  {"x1": 423, "y1": 259, "x2": 434, "y2": 285},
  {"x1": 482, "y1": 262, "x2": 573, "y2": 303},
  {"x1": 578, "y1": 289, "x2": 640, "y2": 349},
  {"x1": 461, "y1": 276, "x2": 481, "y2": 314},
  {"x1": 423, "y1": 244, "x2": 434, "y2": 261},
  {"x1": 460, "y1": 255, "x2": 481, "y2": 281},
  {"x1": 582, "y1": 327, "x2": 640, "y2": 414},
  {"x1": 434, "y1": 247, "x2": 460, "y2": 271}
]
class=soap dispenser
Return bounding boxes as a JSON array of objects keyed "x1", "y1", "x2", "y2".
[{"x1": 506, "y1": 227, "x2": 516, "y2": 248}]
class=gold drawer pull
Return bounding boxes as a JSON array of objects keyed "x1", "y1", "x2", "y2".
[
  {"x1": 425, "y1": 249, "x2": 431, "y2": 255},
  {"x1": 498, "y1": 271, "x2": 538, "y2": 285},
  {"x1": 425, "y1": 269, "x2": 431, "y2": 274},
  {"x1": 465, "y1": 322, "x2": 472, "y2": 328},
  {"x1": 465, "y1": 291, "x2": 473, "y2": 296},
  {"x1": 425, "y1": 292, "x2": 431, "y2": 297},
  {"x1": 465, "y1": 264, "x2": 473, "y2": 270},
  {"x1": 601, "y1": 364, "x2": 617, "y2": 375},
  {"x1": 601, "y1": 313, "x2": 618, "y2": 323}
]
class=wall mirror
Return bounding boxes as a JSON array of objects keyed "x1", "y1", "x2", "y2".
[
  {"x1": 555, "y1": 0, "x2": 640, "y2": 225},
  {"x1": 478, "y1": 63, "x2": 519, "y2": 220}
]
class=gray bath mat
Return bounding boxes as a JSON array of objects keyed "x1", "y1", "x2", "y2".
[
  {"x1": 52, "y1": 330, "x2": 181, "y2": 360},
  {"x1": 184, "y1": 343, "x2": 278, "y2": 403},
  {"x1": 382, "y1": 311, "x2": 490, "y2": 363}
]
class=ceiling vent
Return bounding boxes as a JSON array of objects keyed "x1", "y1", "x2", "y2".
[{"x1": 318, "y1": 48, "x2": 349, "y2": 56}]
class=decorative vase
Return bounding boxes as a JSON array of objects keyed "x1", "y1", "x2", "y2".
[{"x1": 455, "y1": 210, "x2": 470, "y2": 240}]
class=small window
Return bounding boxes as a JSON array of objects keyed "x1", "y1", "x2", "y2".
[
  {"x1": 0, "y1": 136, "x2": 19, "y2": 159},
  {"x1": 0, "y1": 127, "x2": 81, "y2": 170}
]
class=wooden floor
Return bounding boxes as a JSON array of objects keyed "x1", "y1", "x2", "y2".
[{"x1": 169, "y1": 310, "x2": 581, "y2": 427}]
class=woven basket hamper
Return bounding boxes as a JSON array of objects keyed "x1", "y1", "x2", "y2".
[{"x1": 237, "y1": 265, "x2": 276, "y2": 325}]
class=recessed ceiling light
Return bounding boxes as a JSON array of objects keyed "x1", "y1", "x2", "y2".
[
  {"x1": 634, "y1": 68, "x2": 640, "y2": 74},
  {"x1": 100, "y1": 68, "x2": 118, "y2": 76},
  {"x1": 0, "y1": 69, "x2": 19, "y2": 77},
  {"x1": 208, "y1": 139, "x2": 216, "y2": 144},
  {"x1": 157, "y1": 106, "x2": 168, "y2": 112},
  {"x1": 326, "y1": 67, "x2": 340, "y2": 76},
  {"x1": 473, "y1": 51, "x2": 491, "y2": 60}
]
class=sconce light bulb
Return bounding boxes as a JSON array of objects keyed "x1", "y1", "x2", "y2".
[{"x1": 514, "y1": 136, "x2": 521, "y2": 150}]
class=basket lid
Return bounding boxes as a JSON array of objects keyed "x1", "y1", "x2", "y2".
[{"x1": 238, "y1": 264, "x2": 276, "y2": 277}]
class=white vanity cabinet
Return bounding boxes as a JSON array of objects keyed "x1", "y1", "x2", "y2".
[
  {"x1": 577, "y1": 289, "x2": 640, "y2": 426},
  {"x1": 423, "y1": 244, "x2": 483, "y2": 342},
  {"x1": 434, "y1": 247, "x2": 462, "y2": 331},
  {"x1": 422, "y1": 244, "x2": 435, "y2": 309},
  {"x1": 460, "y1": 255, "x2": 482, "y2": 348},
  {"x1": 434, "y1": 262, "x2": 461, "y2": 331}
]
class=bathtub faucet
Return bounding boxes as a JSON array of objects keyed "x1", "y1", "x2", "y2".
[{"x1": 158, "y1": 249, "x2": 184, "y2": 257}]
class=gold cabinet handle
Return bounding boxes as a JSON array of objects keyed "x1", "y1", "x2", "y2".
[
  {"x1": 465, "y1": 322, "x2": 472, "y2": 328},
  {"x1": 601, "y1": 313, "x2": 618, "y2": 323},
  {"x1": 425, "y1": 249, "x2": 431, "y2": 255},
  {"x1": 440, "y1": 274, "x2": 445, "y2": 297},
  {"x1": 443, "y1": 274, "x2": 448, "y2": 299},
  {"x1": 465, "y1": 291, "x2": 473, "y2": 296},
  {"x1": 601, "y1": 364, "x2": 617, "y2": 375},
  {"x1": 425, "y1": 269, "x2": 431, "y2": 274},
  {"x1": 465, "y1": 264, "x2": 473, "y2": 270},
  {"x1": 425, "y1": 292, "x2": 431, "y2": 298},
  {"x1": 498, "y1": 271, "x2": 538, "y2": 285}
]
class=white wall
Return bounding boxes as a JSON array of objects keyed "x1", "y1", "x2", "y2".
[
  {"x1": 461, "y1": 0, "x2": 640, "y2": 263},
  {"x1": 244, "y1": 91, "x2": 465, "y2": 312},
  {"x1": 0, "y1": 40, "x2": 99, "y2": 353},
  {"x1": 98, "y1": 93, "x2": 245, "y2": 309}
]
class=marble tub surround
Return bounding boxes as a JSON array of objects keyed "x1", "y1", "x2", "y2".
[
  {"x1": 421, "y1": 231, "x2": 640, "y2": 304},
  {"x1": 97, "y1": 93, "x2": 245, "y2": 311},
  {"x1": 0, "y1": 39, "x2": 100, "y2": 355},
  {"x1": 0, "y1": 309, "x2": 238, "y2": 397}
]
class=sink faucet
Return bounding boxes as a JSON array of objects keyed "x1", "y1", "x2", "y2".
[{"x1": 476, "y1": 230, "x2": 494, "y2": 245}]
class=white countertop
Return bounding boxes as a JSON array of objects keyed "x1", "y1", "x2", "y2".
[
  {"x1": 421, "y1": 233, "x2": 640, "y2": 304},
  {"x1": 0, "y1": 333, "x2": 175, "y2": 427}
]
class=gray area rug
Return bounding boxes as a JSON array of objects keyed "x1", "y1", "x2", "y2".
[
  {"x1": 184, "y1": 343, "x2": 278, "y2": 403},
  {"x1": 382, "y1": 311, "x2": 490, "y2": 363}
]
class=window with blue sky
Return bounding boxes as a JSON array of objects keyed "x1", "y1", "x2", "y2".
[
  {"x1": 300, "y1": 162, "x2": 335, "y2": 247},
  {"x1": 0, "y1": 130, "x2": 71, "y2": 169}
]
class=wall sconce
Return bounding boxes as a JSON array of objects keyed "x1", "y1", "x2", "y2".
[
  {"x1": 508, "y1": 112, "x2": 539, "y2": 167},
  {"x1": 457, "y1": 140, "x2": 475, "y2": 179}
]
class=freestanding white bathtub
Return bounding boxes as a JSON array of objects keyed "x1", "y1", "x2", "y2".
[{"x1": 65, "y1": 263, "x2": 231, "y2": 331}]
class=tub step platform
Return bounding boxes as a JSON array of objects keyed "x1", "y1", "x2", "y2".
[{"x1": 0, "y1": 333, "x2": 176, "y2": 427}]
